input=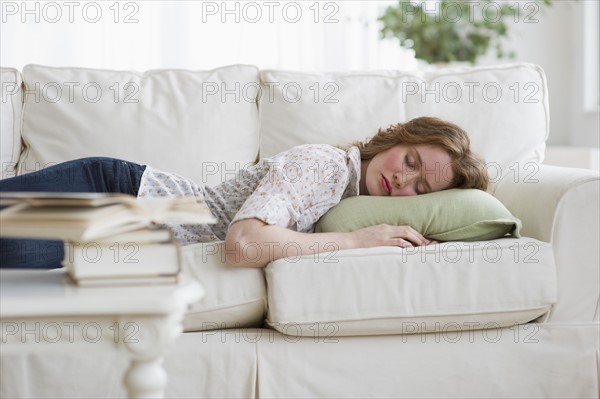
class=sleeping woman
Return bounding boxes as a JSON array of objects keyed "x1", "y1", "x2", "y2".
[{"x1": 0, "y1": 116, "x2": 489, "y2": 269}]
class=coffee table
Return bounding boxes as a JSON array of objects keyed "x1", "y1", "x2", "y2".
[{"x1": 0, "y1": 268, "x2": 204, "y2": 398}]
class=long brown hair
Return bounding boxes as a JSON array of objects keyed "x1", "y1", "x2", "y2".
[{"x1": 351, "y1": 117, "x2": 489, "y2": 191}]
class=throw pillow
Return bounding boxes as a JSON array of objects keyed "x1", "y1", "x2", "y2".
[{"x1": 314, "y1": 189, "x2": 521, "y2": 241}]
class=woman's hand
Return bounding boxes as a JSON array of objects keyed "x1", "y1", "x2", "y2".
[
  {"x1": 225, "y1": 219, "x2": 432, "y2": 268},
  {"x1": 349, "y1": 224, "x2": 430, "y2": 249}
]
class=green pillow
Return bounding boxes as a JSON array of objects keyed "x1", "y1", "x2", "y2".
[{"x1": 314, "y1": 189, "x2": 521, "y2": 241}]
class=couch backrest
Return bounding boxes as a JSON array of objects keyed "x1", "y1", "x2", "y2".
[
  {"x1": 17, "y1": 65, "x2": 260, "y2": 187},
  {"x1": 7, "y1": 63, "x2": 549, "y2": 190},
  {"x1": 0, "y1": 68, "x2": 23, "y2": 180},
  {"x1": 258, "y1": 63, "x2": 549, "y2": 188}
]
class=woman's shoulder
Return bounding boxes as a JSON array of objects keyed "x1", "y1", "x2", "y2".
[
  {"x1": 259, "y1": 144, "x2": 359, "y2": 177},
  {"x1": 278, "y1": 143, "x2": 348, "y2": 160}
]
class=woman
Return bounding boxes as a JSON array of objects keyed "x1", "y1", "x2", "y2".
[{"x1": 0, "y1": 116, "x2": 488, "y2": 269}]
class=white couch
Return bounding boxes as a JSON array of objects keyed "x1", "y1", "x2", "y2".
[{"x1": 1, "y1": 63, "x2": 598, "y2": 398}]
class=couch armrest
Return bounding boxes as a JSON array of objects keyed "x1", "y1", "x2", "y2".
[{"x1": 493, "y1": 164, "x2": 599, "y2": 322}]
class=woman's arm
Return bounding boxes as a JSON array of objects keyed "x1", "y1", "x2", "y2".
[{"x1": 224, "y1": 218, "x2": 430, "y2": 268}]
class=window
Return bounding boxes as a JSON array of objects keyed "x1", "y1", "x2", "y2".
[
  {"x1": 583, "y1": 0, "x2": 599, "y2": 113},
  {"x1": 0, "y1": 1, "x2": 416, "y2": 71}
]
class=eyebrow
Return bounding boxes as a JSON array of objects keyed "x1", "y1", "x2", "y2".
[{"x1": 412, "y1": 148, "x2": 432, "y2": 194}]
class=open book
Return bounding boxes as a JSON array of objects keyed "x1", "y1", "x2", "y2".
[{"x1": 0, "y1": 191, "x2": 216, "y2": 241}]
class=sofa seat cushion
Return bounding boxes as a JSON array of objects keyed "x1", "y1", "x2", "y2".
[
  {"x1": 180, "y1": 241, "x2": 267, "y2": 331},
  {"x1": 265, "y1": 237, "x2": 556, "y2": 337},
  {"x1": 18, "y1": 64, "x2": 260, "y2": 187}
]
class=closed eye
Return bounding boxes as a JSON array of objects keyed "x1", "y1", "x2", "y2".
[
  {"x1": 411, "y1": 148, "x2": 432, "y2": 194},
  {"x1": 404, "y1": 155, "x2": 416, "y2": 171}
]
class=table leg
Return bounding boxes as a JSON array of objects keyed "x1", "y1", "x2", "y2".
[{"x1": 123, "y1": 357, "x2": 167, "y2": 399}]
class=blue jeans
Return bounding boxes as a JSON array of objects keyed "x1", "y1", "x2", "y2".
[{"x1": 0, "y1": 157, "x2": 146, "y2": 269}]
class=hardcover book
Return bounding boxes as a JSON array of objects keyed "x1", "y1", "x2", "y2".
[
  {"x1": 0, "y1": 192, "x2": 215, "y2": 286},
  {"x1": 0, "y1": 191, "x2": 216, "y2": 241},
  {"x1": 62, "y1": 227, "x2": 181, "y2": 286}
]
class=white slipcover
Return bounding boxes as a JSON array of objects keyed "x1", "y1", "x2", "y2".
[
  {"x1": 258, "y1": 63, "x2": 549, "y2": 189},
  {"x1": 266, "y1": 238, "x2": 556, "y2": 336},
  {"x1": 18, "y1": 64, "x2": 260, "y2": 187}
]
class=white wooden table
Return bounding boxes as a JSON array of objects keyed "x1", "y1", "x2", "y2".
[{"x1": 0, "y1": 269, "x2": 204, "y2": 398}]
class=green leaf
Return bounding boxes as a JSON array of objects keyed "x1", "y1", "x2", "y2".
[{"x1": 378, "y1": 0, "x2": 552, "y2": 64}]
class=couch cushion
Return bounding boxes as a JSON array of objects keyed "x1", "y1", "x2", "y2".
[
  {"x1": 265, "y1": 237, "x2": 556, "y2": 336},
  {"x1": 0, "y1": 68, "x2": 23, "y2": 180},
  {"x1": 180, "y1": 241, "x2": 267, "y2": 331},
  {"x1": 315, "y1": 188, "x2": 522, "y2": 241},
  {"x1": 18, "y1": 64, "x2": 260, "y2": 186},
  {"x1": 256, "y1": 324, "x2": 599, "y2": 398},
  {"x1": 258, "y1": 63, "x2": 548, "y2": 189}
]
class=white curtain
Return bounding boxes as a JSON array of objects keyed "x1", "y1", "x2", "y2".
[{"x1": 1, "y1": 1, "x2": 417, "y2": 71}]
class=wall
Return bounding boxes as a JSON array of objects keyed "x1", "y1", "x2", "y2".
[
  {"x1": 478, "y1": 0, "x2": 599, "y2": 148},
  {"x1": 1, "y1": 0, "x2": 597, "y2": 148}
]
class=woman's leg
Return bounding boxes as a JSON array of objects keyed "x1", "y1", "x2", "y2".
[
  {"x1": 1, "y1": 157, "x2": 145, "y2": 194},
  {"x1": 0, "y1": 157, "x2": 146, "y2": 269}
]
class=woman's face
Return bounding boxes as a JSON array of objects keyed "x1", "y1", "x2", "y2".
[{"x1": 361, "y1": 144, "x2": 454, "y2": 196}]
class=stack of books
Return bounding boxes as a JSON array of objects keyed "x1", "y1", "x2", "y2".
[{"x1": 0, "y1": 192, "x2": 216, "y2": 286}]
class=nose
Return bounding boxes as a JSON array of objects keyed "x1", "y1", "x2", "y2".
[
  {"x1": 392, "y1": 171, "x2": 418, "y2": 196},
  {"x1": 393, "y1": 171, "x2": 416, "y2": 188}
]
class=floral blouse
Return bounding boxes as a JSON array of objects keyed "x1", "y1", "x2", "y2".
[{"x1": 137, "y1": 144, "x2": 362, "y2": 244}]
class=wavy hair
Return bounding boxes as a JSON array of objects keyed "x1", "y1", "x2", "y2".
[{"x1": 350, "y1": 117, "x2": 489, "y2": 191}]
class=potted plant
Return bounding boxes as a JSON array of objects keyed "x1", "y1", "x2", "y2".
[{"x1": 378, "y1": 0, "x2": 552, "y2": 65}]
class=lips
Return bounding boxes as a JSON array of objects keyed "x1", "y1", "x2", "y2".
[{"x1": 381, "y1": 175, "x2": 391, "y2": 195}]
